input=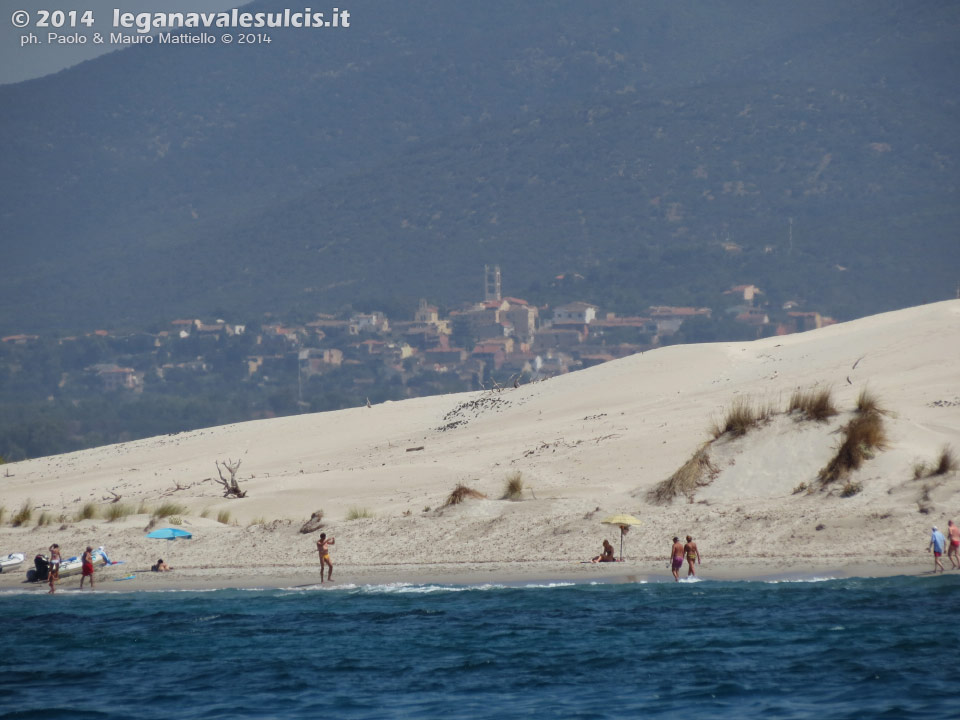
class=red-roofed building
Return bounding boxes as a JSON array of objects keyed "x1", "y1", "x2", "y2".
[{"x1": 1, "y1": 334, "x2": 38, "y2": 344}]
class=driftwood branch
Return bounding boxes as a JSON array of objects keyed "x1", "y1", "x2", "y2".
[
  {"x1": 162, "y1": 479, "x2": 198, "y2": 496},
  {"x1": 215, "y1": 459, "x2": 247, "y2": 498},
  {"x1": 102, "y1": 489, "x2": 122, "y2": 503}
]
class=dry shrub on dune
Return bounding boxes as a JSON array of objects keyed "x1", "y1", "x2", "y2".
[
  {"x1": 710, "y1": 398, "x2": 758, "y2": 439},
  {"x1": 789, "y1": 386, "x2": 838, "y2": 422},
  {"x1": 709, "y1": 397, "x2": 778, "y2": 439},
  {"x1": 818, "y1": 412, "x2": 888, "y2": 485},
  {"x1": 152, "y1": 502, "x2": 186, "y2": 518},
  {"x1": 106, "y1": 504, "x2": 133, "y2": 522},
  {"x1": 855, "y1": 388, "x2": 886, "y2": 416},
  {"x1": 75, "y1": 502, "x2": 99, "y2": 522},
  {"x1": 444, "y1": 483, "x2": 487, "y2": 507},
  {"x1": 931, "y1": 446, "x2": 958, "y2": 476},
  {"x1": 11, "y1": 499, "x2": 33, "y2": 527},
  {"x1": 648, "y1": 445, "x2": 718, "y2": 505},
  {"x1": 501, "y1": 472, "x2": 524, "y2": 500}
]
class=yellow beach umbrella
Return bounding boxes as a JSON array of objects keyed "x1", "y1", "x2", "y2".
[{"x1": 601, "y1": 514, "x2": 641, "y2": 561}]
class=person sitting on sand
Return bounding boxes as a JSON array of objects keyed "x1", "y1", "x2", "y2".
[
  {"x1": 591, "y1": 539, "x2": 619, "y2": 563},
  {"x1": 929, "y1": 526, "x2": 947, "y2": 574},
  {"x1": 669, "y1": 536, "x2": 685, "y2": 581},
  {"x1": 317, "y1": 533, "x2": 335, "y2": 583},
  {"x1": 151, "y1": 559, "x2": 172, "y2": 572},
  {"x1": 947, "y1": 520, "x2": 960, "y2": 570},
  {"x1": 683, "y1": 536, "x2": 701, "y2": 577}
]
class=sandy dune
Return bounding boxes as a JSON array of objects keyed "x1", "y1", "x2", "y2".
[{"x1": 2, "y1": 300, "x2": 958, "y2": 590}]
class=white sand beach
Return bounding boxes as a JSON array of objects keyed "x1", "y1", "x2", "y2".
[{"x1": 2, "y1": 300, "x2": 958, "y2": 592}]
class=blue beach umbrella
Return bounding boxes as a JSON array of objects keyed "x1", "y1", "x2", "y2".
[{"x1": 146, "y1": 528, "x2": 193, "y2": 540}]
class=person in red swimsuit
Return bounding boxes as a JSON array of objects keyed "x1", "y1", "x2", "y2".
[
  {"x1": 80, "y1": 546, "x2": 95, "y2": 590},
  {"x1": 947, "y1": 520, "x2": 960, "y2": 570}
]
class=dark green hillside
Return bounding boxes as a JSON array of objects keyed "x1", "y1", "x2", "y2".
[{"x1": 2, "y1": 0, "x2": 958, "y2": 331}]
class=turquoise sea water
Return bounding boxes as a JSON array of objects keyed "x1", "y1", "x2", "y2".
[{"x1": 1, "y1": 575, "x2": 957, "y2": 719}]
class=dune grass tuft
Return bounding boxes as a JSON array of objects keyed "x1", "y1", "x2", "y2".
[
  {"x1": 152, "y1": 502, "x2": 186, "y2": 519},
  {"x1": 217, "y1": 509, "x2": 231, "y2": 525},
  {"x1": 346, "y1": 506, "x2": 373, "y2": 520},
  {"x1": 501, "y1": 472, "x2": 524, "y2": 500},
  {"x1": 0, "y1": 506, "x2": 6, "y2": 525},
  {"x1": 710, "y1": 398, "x2": 758, "y2": 439},
  {"x1": 36, "y1": 511, "x2": 53, "y2": 527},
  {"x1": 855, "y1": 388, "x2": 885, "y2": 416},
  {"x1": 199, "y1": 507, "x2": 211, "y2": 519},
  {"x1": 819, "y1": 412, "x2": 888, "y2": 485},
  {"x1": 788, "y1": 386, "x2": 838, "y2": 422},
  {"x1": 137, "y1": 500, "x2": 151, "y2": 515},
  {"x1": 931, "y1": 446, "x2": 957, "y2": 476},
  {"x1": 444, "y1": 483, "x2": 487, "y2": 507},
  {"x1": 105, "y1": 504, "x2": 133, "y2": 522},
  {"x1": 12, "y1": 499, "x2": 33, "y2": 527},
  {"x1": 648, "y1": 445, "x2": 718, "y2": 505},
  {"x1": 917, "y1": 483, "x2": 934, "y2": 514},
  {"x1": 840, "y1": 481, "x2": 863, "y2": 498},
  {"x1": 75, "y1": 502, "x2": 99, "y2": 522}
]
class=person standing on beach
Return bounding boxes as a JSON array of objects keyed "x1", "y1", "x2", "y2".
[
  {"x1": 317, "y1": 533, "x2": 335, "y2": 583},
  {"x1": 47, "y1": 544, "x2": 61, "y2": 594},
  {"x1": 80, "y1": 546, "x2": 95, "y2": 589},
  {"x1": 683, "y1": 536, "x2": 701, "y2": 578},
  {"x1": 928, "y1": 527, "x2": 946, "y2": 574},
  {"x1": 946, "y1": 521, "x2": 960, "y2": 570},
  {"x1": 669, "y1": 537, "x2": 685, "y2": 581}
]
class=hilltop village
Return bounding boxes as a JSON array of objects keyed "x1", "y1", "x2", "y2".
[{"x1": 3, "y1": 266, "x2": 835, "y2": 403}]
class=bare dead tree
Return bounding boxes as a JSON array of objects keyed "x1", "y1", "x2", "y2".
[{"x1": 215, "y1": 459, "x2": 247, "y2": 498}]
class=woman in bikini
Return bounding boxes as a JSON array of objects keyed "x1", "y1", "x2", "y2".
[
  {"x1": 48, "y1": 543, "x2": 61, "y2": 594},
  {"x1": 683, "y1": 535, "x2": 701, "y2": 577},
  {"x1": 317, "y1": 533, "x2": 335, "y2": 583}
]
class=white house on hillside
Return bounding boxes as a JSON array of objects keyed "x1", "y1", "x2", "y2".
[{"x1": 552, "y1": 302, "x2": 597, "y2": 325}]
